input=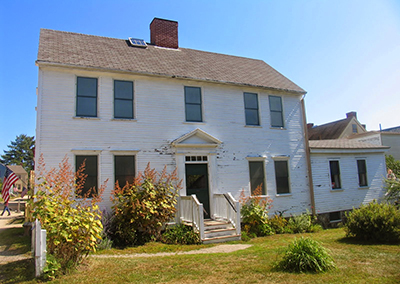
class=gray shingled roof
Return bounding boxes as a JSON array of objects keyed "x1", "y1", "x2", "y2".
[
  {"x1": 308, "y1": 118, "x2": 351, "y2": 140},
  {"x1": 36, "y1": 29, "x2": 305, "y2": 94},
  {"x1": 309, "y1": 139, "x2": 389, "y2": 149}
]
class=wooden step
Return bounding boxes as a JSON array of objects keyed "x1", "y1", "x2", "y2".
[
  {"x1": 204, "y1": 228, "x2": 237, "y2": 238},
  {"x1": 202, "y1": 234, "x2": 242, "y2": 244}
]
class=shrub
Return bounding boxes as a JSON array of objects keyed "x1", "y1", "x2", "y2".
[
  {"x1": 286, "y1": 211, "x2": 314, "y2": 234},
  {"x1": 32, "y1": 156, "x2": 107, "y2": 273},
  {"x1": 274, "y1": 237, "x2": 336, "y2": 273},
  {"x1": 240, "y1": 186, "x2": 273, "y2": 237},
  {"x1": 344, "y1": 201, "x2": 400, "y2": 243},
  {"x1": 269, "y1": 215, "x2": 288, "y2": 234},
  {"x1": 161, "y1": 224, "x2": 201, "y2": 245},
  {"x1": 110, "y1": 163, "x2": 181, "y2": 247}
]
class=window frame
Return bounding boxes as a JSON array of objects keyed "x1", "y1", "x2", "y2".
[
  {"x1": 243, "y1": 92, "x2": 260, "y2": 126},
  {"x1": 184, "y1": 86, "x2": 203, "y2": 122},
  {"x1": 274, "y1": 159, "x2": 291, "y2": 195},
  {"x1": 247, "y1": 158, "x2": 266, "y2": 195},
  {"x1": 75, "y1": 155, "x2": 98, "y2": 198},
  {"x1": 357, "y1": 159, "x2": 368, "y2": 187},
  {"x1": 76, "y1": 76, "x2": 98, "y2": 117},
  {"x1": 329, "y1": 160, "x2": 342, "y2": 190},
  {"x1": 269, "y1": 95, "x2": 284, "y2": 128},
  {"x1": 114, "y1": 80, "x2": 134, "y2": 119}
]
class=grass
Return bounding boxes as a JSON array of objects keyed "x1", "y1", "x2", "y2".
[{"x1": 1, "y1": 228, "x2": 400, "y2": 283}]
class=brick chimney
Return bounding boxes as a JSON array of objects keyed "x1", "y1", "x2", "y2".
[
  {"x1": 150, "y1": 18, "x2": 178, "y2": 49},
  {"x1": 346, "y1": 111, "x2": 357, "y2": 119},
  {"x1": 307, "y1": 123, "x2": 314, "y2": 129}
]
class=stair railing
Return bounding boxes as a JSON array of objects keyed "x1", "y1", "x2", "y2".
[
  {"x1": 179, "y1": 195, "x2": 205, "y2": 240},
  {"x1": 213, "y1": 193, "x2": 241, "y2": 236}
]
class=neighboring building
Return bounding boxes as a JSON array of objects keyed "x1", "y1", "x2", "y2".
[
  {"x1": 308, "y1": 112, "x2": 367, "y2": 140},
  {"x1": 8, "y1": 165, "x2": 28, "y2": 192},
  {"x1": 309, "y1": 139, "x2": 388, "y2": 226},
  {"x1": 36, "y1": 18, "x2": 312, "y2": 242}
]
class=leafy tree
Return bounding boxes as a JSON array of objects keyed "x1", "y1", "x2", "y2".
[
  {"x1": 386, "y1": 155, "x2": 400, "y2": 177},
  {"x1": 1, "y1": 134, "x2": 35, "y2": 173}
]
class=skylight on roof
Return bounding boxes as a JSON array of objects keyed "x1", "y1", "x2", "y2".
[{"x1": 129, "y1": 38, "x2": 147, "y2": 48}]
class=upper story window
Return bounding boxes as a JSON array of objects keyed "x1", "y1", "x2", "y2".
[
  {"x1": 329, "y1": 160, "x2": 341, "y2": 189},
  {"x1": 75, "y1": 155, "x2": 98, "y2": 198},
  {"x1": 184, "y1": 86, "x2": 202, "y2": 122},
  {"x1": 357, "y1": 159, "x2": 368, "y2": 187},
  {"x1": 248, "y1": 161, "x2": 266, "y2": 195},
  {"x1": 244, "y1": 92, "x2": 260, "y2": 126},
  {"x1": 269, "y1": 95, "x2": 284, "y2": 128},
  {"x1": 275, "y1": 160, "x2": 290, "y2": 194},
  {"x1": 114, "y1": 80, "x2": 134, "y2": 119},
  {"x1": 115, "y1": 155, "x2": 135, "y2": 187},
  {"x1": 76, "y1": 77, "x2": 97, "y2": 117},
  {"x1": 352, "y1": 124, "x2": 358, "y2": 133}
]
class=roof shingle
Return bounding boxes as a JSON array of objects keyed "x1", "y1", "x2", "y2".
[{"x1": 37, "y1": 29, "x2": 305, "y2": 94}]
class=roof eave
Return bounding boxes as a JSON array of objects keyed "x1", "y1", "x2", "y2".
[{"x1": 35, "y1": 60, "x2": 307, "y2": 95}]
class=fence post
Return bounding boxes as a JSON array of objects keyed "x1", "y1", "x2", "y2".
[{"x1": 34, "y1": 219, "x2": 47, "y2": 277}]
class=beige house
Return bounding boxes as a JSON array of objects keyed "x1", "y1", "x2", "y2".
[{"x1": 8, "y1": 165, "x2": 28, "y2": 192}]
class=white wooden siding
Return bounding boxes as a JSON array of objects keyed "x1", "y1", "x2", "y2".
[
  {"x1": 36, "y1": 66, "x2": 310, "y2": 215},
  {"x1": 311, "y1": 152, "x2": 386, "y2": 214}
]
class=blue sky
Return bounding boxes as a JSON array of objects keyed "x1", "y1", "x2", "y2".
[{"x1": 1, "y1": 0, "x2": 399, "y2": 154}]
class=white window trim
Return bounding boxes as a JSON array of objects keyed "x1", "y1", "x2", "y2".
[
  {"x1": 113, "y1": 79, "x2": 136, "y2": 120},
  {"x1": 268, "y1": 95, "x2": 285, "y2": 129},
  {"x1": 184, "y1": 85, "x2": 205, "y2": 123},
  {"x1": 272, "y1": 155, "x2": 291, "y2": 196},
  {"x1": 355, "y1": 157, "x2": 369, "y2": 189},
  {"x1": 75, "y1": 76, "x2": 99, "y2": 118},
  {"x1": 328, "y1": 159, "x2": 342, "y2": 191},
  {"x1": 243, "y1": 92, "x2": 261, "y2": 127},
  {"x1": 246, "y1": 156, "x2": 267, "y2": 196}
]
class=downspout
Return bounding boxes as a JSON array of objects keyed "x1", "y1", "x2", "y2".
[{"x1": 300, "y1": 95, "x2": 316, "y2": 216}]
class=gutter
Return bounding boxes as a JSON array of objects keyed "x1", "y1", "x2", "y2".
[{"x1": 300, "y1": 95, "x2": 316, "y2": 216}]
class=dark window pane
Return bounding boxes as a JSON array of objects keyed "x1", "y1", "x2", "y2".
[
  {"x1": 77, "y1": 77, "x2": 97, "y2": 117},
  {"x1": 77, "y1": 77, "x2": 97, "y2": 97},
  {"x1": 114, "y1": 80, "x2": 133, "y2": 100},
  {"x1": 275, "y1": 161, "x2": 290, "y2": 194},
  {"x1": 76, "y1": 155, "x2": 98, "y2": 198},
  {"x1": 249, "y1": 161, "x2": 266, "y2": 195},
  {"x1": 114, "y1": 99, "x2": 133, "y2": 118},
  {"x1": 245, "y1": 109, "x2": 259, "y2": 125},
  {"x1": 77, "y1": 97, "x2": 97, "y2": 117},
  {"x1": 329, "y1": 161, "x2": 341, "y2": 189},
  {"x1": 269, "y1": 96, "x2": 282, "y2": 111},
  {"x1": 185, "y1": 87, "x2": 201, "y2": 104},
  {"x1": 271, "y1": 112, "x2": 283, "y2": 127},
  {"x1": 115, "y1": 156, "x2": 135, "y2": 187},
  {"x1": 186, "y1": 104, "x2": 202, "y2": 122},
  {"x1": 244, "y1": 93, "x2": 258, "y2": 109},
  {"x1": 357, "y1": 160, "x2": 368, "y2": 186}
]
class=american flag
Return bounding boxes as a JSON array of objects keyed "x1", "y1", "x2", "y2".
[{"x1": 2, "y1": 167, "x2": 19, "y2": 203}]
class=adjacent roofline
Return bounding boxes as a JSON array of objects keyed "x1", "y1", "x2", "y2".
[{"x1": 36, "y1": 61, "x2": 306, "y2": 95}]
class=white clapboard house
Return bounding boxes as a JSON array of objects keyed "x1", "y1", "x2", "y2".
[{"x1": 35, "y1": 18, "x2": 388, "y2": 241}]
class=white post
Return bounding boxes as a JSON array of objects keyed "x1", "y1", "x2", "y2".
[
  {"x1": 34, "y1": 219, "x2": 47, "y2": 277},
  {"x1": 199, "y1": 204, "x2": 205, "y2": 240},
  {"x1": 235, "y1": 202, "x2": 241, "y2": 236}
]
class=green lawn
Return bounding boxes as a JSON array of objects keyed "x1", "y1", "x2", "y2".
[{"x1": 1, "y1": 228, "x2": 399, "y2": 283}]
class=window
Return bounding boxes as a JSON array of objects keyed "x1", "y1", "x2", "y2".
[
  {"x1": 76, "y1": 77, "x2": 97, "y2": 117},
  {"x1": 352, "y1": 124, "x2": 358, "y2": 133},
  {"x1": 357, "y1": 159, "x2": 368, "y2": 187},
  {"x1": 184, "y1": 86, "x2": 202, "y2": 122},
  {"x1": 249, "y1": 161, "x2": 266, "y2": 195},
  {"x1": 275, "y1": 160, "x2": 290, "y2": 194},
  {"x1": 244, "y1": 92, "x2": 259, "y2": 125},
  {"x1": 76, "y1": 155, "x2": 98, "y2": 198},
  {"x1": 114, "y1": 80, "x2": 134, "y2": 119},
  {"x1": 269, "y1": 95, "x2": 284, "y2": 127},
  {"x1": 329, "y1": 211, "x2": 341, "y2": 222},
  {"x1": 115, "y1": 156, "x2": 135, "y2": 187},
  {"x1": 329, "y1": 160, "x2": 341, "y2": 189}
]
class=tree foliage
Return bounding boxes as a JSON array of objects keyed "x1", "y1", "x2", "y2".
[
  {"x1": 1, "y1": 134, "x2": 35, "y2": 173},
  {"x1": 32, "y1": 156, "x2": 107, "y2": 273},
  {"x1": 386, "y1": 155, "x2": 400, "y2": 177},
  {"x1": 109, "y1": 163, "x2": 181, "y2": 247}
]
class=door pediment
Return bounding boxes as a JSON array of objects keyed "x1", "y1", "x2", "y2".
[{"x1": 172, "y1": 128, "x2": 222, "y2": 148}]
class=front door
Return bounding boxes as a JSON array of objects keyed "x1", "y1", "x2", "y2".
[{"x1": 185, "y1": 164, "x2": 210, "y2": 219}]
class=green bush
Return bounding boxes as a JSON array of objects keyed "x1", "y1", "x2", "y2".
[
  {"x1": 32, "y1": 156, "x2": 106, "y2": 273},
  {"x1": 110, "y1": 164, "x2": 181, "y2": 247},
  {"x1": 344, "y1": 201, "x2": 400, "y2": 243},
  {"x1": 275, "y1": 237, "x2": 336, "y2": 273},
  {"x1": 286, "y1": 211, "x2": 314, "y2": 234},
  {"x1": 161, "y1": 224, "x2": 201, "y2": 245},
  {"x1": 269, "y1": 215, "x2": 288, "y2": 234}
]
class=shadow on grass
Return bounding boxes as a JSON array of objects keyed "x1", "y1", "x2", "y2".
[
  {"x1": 337, "y1": 236, "x2": 400, "y2": 246},
  {"x1": 0, "y1": 258, "x2": 36, "y2": 284},
  {"x1": 0, "y1": 228, "x2": 31, "y2": 255}
]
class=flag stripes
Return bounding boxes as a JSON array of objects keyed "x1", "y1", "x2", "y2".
[{"x1": 2, "y1": 167, "x2": 19, "y2": 203}]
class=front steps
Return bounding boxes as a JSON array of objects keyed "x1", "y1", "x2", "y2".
[{"x1": 202, "y1": 219, "x2": 241, "y2": 244}]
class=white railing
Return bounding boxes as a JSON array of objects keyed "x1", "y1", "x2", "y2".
[
  {"x1": 213, "y1": 193, "x2": 241, "y2": 236},
  {"x1": 179, "y1": 195, "x2": 205, "y2": 240}
]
